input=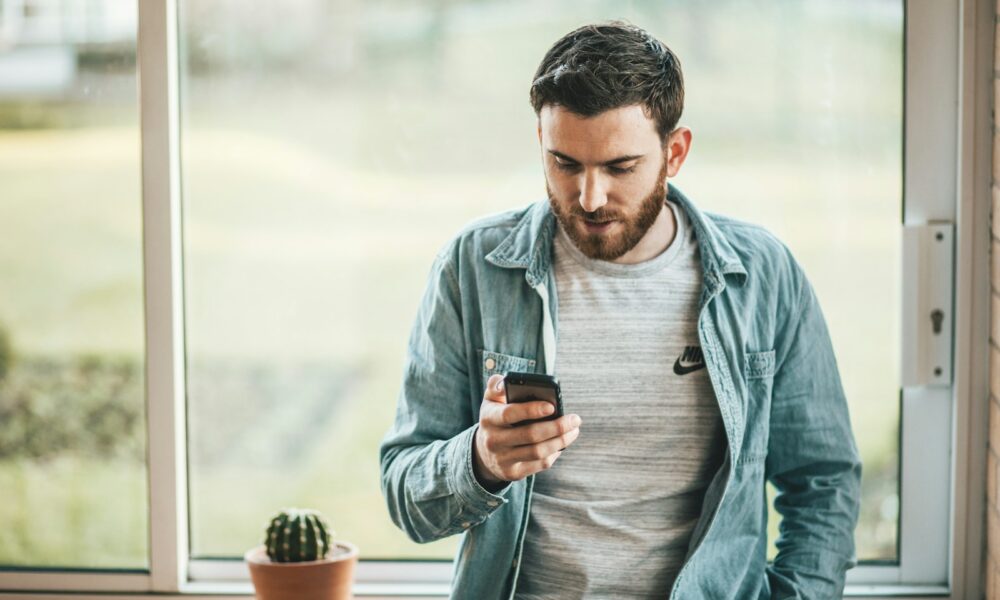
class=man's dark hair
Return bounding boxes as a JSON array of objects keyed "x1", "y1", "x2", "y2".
[{"x1": 529, "y1": 21, "x2": 684, "y2": 140}]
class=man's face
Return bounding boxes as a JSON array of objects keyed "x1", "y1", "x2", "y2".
[{"x1": 539, "y1": 104, "x2": 671, "y2": 262}]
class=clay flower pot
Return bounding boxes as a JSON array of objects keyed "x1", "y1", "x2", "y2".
[{"x1": 245, "y1": 542, "x2": 359, "y2": 600}]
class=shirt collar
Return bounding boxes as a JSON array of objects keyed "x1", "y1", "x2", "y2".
[{"x1": 485, "y1": 183, "x2": 748, "y2": 291}]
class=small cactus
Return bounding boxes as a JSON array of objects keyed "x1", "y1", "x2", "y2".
[{"x1": 264, "y1": 508, "x2": 334, "y2": 563}]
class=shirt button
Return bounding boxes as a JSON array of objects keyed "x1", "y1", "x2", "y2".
[
  {"x1": 461, "y1": 521, "x2": 471, "y2": 529},
  {"x1": 512, "y1": 559, "x2": 518, "y2": 568},
  {"x1": 484, "y1": 358, "x2": 496, "y2": 370},
  {"x1": 487, "y1": 500, "x2": 498, "y2": 507}
]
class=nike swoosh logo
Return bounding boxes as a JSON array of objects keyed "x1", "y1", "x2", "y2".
[{"x1": 674, "y1": 357, "x2": 706, "y2": 375}]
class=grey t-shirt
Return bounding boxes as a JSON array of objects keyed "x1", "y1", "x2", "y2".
[{"x1": 514, "y1": 199, "x2": 727, "y2": 599}]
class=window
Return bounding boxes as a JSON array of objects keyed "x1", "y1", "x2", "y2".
[
  {"x1": 0, "y1": 0, "x2": 148, "y2": 571},
  {"x1": 0, "y1": 0, "x2": 990, "y2": 597},
  {"x1": 180, "y1": 0, "x2": 901, "y2": 564}
]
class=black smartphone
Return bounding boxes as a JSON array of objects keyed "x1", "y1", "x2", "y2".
[{"x1": 503, "y1": 371, "x2": 564, "y2": 426}]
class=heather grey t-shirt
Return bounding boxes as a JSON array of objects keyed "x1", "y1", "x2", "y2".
[{"x1": 514, "y1": 199, "x2": 727, "y2": 599}]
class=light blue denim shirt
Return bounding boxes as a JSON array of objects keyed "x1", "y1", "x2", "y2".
[{"x1": 379, "y1": 184, "x2": 862, "y2": 599}]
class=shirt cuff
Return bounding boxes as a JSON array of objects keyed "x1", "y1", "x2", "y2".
[{"x1": 449, "y1": 424, "x2": 511, "y2": 511}]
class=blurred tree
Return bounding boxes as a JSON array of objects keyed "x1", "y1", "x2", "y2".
[
  {"x1": 0, "y1": 322, "x2": 11, "y2": 382},
  {"x1": 0, "y1": 354, "x2": 144, "y2": 462}
]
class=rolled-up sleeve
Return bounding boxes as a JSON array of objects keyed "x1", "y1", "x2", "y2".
[{"x1": 379, "y1": 250, "x2": 509, "y2": 544}]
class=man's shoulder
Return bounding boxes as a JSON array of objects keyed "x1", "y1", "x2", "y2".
[
  {"x1": 704, "y1": 210, "x2": 789, "y2": 251},
  {"x1": 435, "y1": 202, "x2": 539, "y2": 262},
  {"x1": 701, "y1": 210, "x2": 805, "y2": 280}
]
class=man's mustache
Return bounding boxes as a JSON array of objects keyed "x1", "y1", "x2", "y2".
[
  {"x1": 571, "y1": 209, "x2": 621, "y2": 222},
  {"x1": 546, "y1": 186, "x2": 621, "y2": 222}
]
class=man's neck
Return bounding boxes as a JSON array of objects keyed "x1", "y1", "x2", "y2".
[{"x1": 609, "y1": 202, "x2": 677, "y2": 265}]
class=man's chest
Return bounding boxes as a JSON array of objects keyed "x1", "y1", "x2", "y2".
[{"x1": 552, "y1": 265, "x2": 722, "y2": 473}]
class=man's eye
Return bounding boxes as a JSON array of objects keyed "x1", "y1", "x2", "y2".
[
  {"x1": 555, "y1": 161, "x2": 580, "y2": 172},
  {"x1": 609, "y1": 165, "x2": 637, "y2": 175}
]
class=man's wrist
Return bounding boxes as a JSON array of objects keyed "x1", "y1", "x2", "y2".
[{"x1": 472, "y1": 427, "x2": 508, "y2": 493}]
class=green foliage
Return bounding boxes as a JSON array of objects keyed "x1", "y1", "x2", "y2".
[
  {"x1": 264, "y1": 508, "x2": 334, "y2": 563},
  {"x1": 0, "y1": 355, "x2": 144, "y2": 462},
  {"x1": 0, "y1": 457, "x2": 148, "y2": 568},
  {"x1": 0, "y1": 324, "x2": 11, "y2": 381}
]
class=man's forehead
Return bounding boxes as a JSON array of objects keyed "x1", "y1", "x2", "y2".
[{"x1": 538, "y1": 104, "x2": 660, "y2": 160}]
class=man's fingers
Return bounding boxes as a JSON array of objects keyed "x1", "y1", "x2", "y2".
[
  {"x1": 515, "y1": 414, "x2": 581, "y2": 444},
  {"x1": 500, "y1": 400, "x2": 554, "y2": 426},
  {"x1": 491, "y1": 413, "x2": 580, "y2": 446},
  {"x1": 499, "y1": 452, "x2": 563, "y2": 481},
  {"x1": 481, "y1": 398, "x2": 548, "y2": 428},
  {"x1": 478, "y1": 375, "x2": 509, "y2": 429},
  {"x1": 507, "y1": 427, "x2": 580, "y2": 462},
  {"x1": 483, "y1": 374, "x2": 507, "y2": 403},
  {"x1": 481, "y1": 375, "x2": 554, "y2": 427}
]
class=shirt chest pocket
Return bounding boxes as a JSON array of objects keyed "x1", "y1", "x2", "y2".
[
  {"x1": 478, "y1": 349, "x2": 537, "y2": 382},
  {"x1": 741, "y1": 349, "x2": 776, "y2": 464},
  {"x1": 745, "y1": 349, "x2": 776, "y2": 380}
]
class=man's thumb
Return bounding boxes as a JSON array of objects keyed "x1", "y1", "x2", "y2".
[{"x1": 484, "y1": 374, "x2": 507, "y2": 403}]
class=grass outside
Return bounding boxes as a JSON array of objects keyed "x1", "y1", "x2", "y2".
[{"x1": 0, "y1": 457, "x2": 147, "y2": 568}]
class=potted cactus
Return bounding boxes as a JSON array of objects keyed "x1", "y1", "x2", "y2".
[{"x1": 245, "y1": 508, "x2": 359, "y2": 600}]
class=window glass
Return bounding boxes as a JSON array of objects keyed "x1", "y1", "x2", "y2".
[
  {"x1": 0, "y1": 2, "x2": 147, "y2": 568},
  {"x1": 180, "y1": 0, "x2": 901, "y2": 561}
]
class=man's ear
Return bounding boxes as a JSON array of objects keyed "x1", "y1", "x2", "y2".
[
  {"x1": 664, "y1": 127, "x2": 693, "y2": 178},
  {"x1": 537, "y1": 120, "x2": 542, "y2": 144}
]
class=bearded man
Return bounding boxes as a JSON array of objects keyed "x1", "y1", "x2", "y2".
[{"x1": 380, "y1": 21, "x2": 862, "y2": 600}]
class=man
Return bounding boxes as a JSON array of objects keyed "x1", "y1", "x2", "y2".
[{"x1": 380, "y1": 21, "x2": 861, "y2": 600}]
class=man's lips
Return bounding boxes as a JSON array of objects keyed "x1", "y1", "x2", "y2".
[{"x1": 582, "y1": 219, "x2": 616, "y2": 233}]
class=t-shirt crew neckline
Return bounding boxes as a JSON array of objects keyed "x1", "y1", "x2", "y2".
[{"x1": 554, "y1": 199, "x2": 688, "y2": 278}]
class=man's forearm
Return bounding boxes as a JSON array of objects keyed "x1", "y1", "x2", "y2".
[{"x1": 381, "y1": 424, "x2": 511, "y2": 543}]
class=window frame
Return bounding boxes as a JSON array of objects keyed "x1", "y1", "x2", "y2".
[{"x1": 0, "y1": 0, "x2": 993, "y2": 597}]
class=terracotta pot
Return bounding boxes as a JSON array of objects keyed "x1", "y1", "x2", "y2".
[{"x1": 245, "y1": 542, "x2": 359, "y2": 600}]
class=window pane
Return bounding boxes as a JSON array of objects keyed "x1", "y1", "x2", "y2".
[
  {"x1": 181, "y1": 0, "x2": 900, "y2": 561},
  {"x1": 0, "y1": 3, "x2": 147, "y2": 569}
]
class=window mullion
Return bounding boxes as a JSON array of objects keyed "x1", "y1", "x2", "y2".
[
  {"x1": 139, "y1": 0, "x2": 187, "y2": 593},
  {"x1": 894, "y1": 0, "x2": 960, "y2": 589}
]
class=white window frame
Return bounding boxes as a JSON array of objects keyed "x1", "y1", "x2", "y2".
[{"x1": 0, "y1": 0, "x2": 993, "y2": 597}]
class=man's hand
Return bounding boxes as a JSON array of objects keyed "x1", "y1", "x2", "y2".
[{"x1": 472, "y1": 373, "x2": 582, "y2": 491}]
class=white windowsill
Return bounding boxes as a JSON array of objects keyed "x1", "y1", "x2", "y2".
[{"x1": 0, "y1": 583, "x2": 954, "y2": 599}]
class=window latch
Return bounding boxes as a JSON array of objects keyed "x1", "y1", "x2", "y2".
[{"x1": 901, "y1": 223, "x2": 954, "y2": 387}]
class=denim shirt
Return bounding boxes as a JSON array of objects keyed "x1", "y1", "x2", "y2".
[{"x1": 379, "y1": 184, "x2": 862, "y2": 600}]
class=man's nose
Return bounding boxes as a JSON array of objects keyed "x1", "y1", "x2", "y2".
[{"x1": 578, "y1": 171, "x2": 608, "y2": 213}]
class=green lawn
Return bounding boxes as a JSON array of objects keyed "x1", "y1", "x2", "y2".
[{"x1": 0, "y1": 457, "x2": 147, "y2": 568}]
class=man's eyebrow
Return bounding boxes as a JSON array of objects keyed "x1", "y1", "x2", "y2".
[{"x1": 547, "y1": 150, "x2": 644, "y2": 166}]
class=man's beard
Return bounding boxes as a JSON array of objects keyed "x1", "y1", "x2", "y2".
[{"x1": 548, "y1": 161, "x2": 669, "y2": 261}]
